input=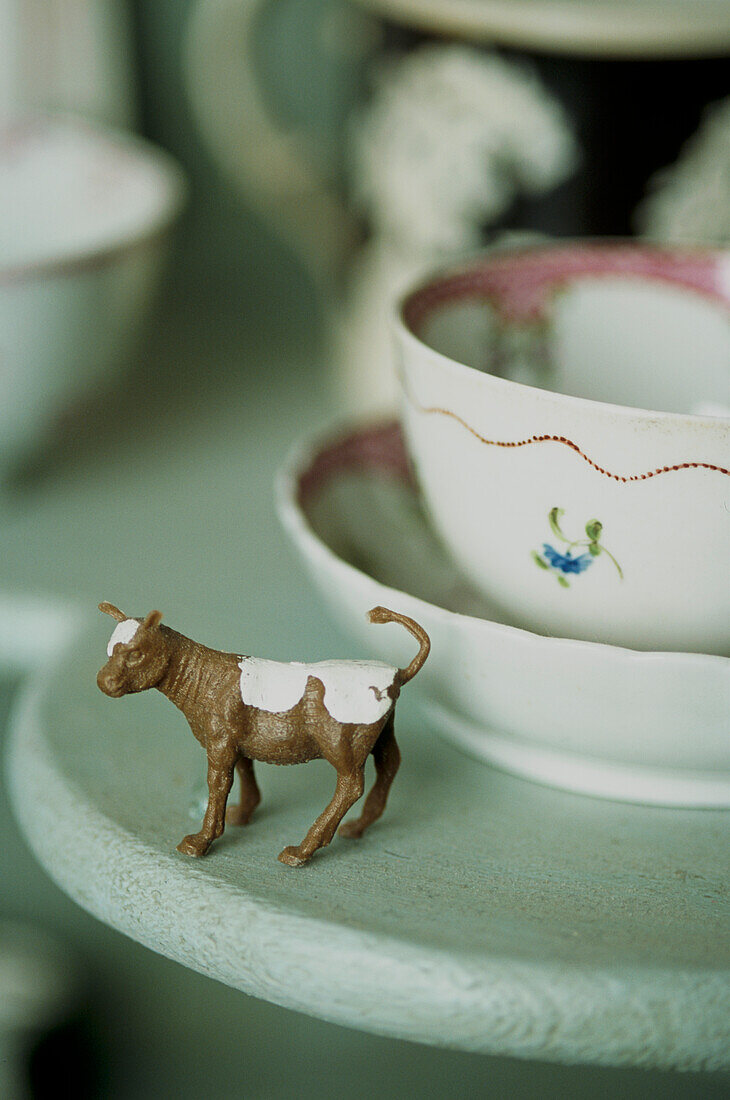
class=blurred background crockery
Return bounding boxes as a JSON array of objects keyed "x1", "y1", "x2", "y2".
[{"x1": 0, "y1": 1, "x2": 728, "y2": 1098}]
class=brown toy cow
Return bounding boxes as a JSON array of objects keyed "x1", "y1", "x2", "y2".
[{"x1": 97, "y1": 602, "x2": 430, "y2": 866}]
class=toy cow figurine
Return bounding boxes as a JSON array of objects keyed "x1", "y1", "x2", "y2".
[{"x1": 97, "y1": 602, "x2": 430, "y2": 866}]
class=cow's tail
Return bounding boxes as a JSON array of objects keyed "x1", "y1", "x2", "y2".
[{"x1": 367, "y1": 606, "x2": 430, "y2": 686}]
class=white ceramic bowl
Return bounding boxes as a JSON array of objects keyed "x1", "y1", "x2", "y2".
[
  {"x1": 0, "y1": 115, "x2": 186, "y2": 464},
  {"x1": 277, "y1": 419, "x2": 730, "y2": 806},
  {"x1": 394, "y1": 242, "x2": 730, "y2": 655}
]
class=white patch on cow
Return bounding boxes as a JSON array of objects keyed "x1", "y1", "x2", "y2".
[
  {"x1": 107, "y1": 619, "x2": 139, "y2": 657},
  {"x1": 238, "y1": 657, "x2": 398, "y2": 725}
]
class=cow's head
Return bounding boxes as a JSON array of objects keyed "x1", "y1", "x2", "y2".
[{"x1": 97, "y1": 602, "x2": 169, "y2": 697}]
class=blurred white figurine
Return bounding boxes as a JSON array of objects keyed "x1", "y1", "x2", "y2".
[
  {"x1": 637, "y1": 97, "x2": 730, "y2": 245},
  {"x1": 334, "y1": 46, "x2": 578, "y2": 413}
]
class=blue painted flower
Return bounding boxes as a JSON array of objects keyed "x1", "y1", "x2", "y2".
[
  {"x1": 533, "y1": 508, "x2": 622, "y2": 586},
  {"x1": 542, "y1": 544, "x2": 593, "y2": 575}
]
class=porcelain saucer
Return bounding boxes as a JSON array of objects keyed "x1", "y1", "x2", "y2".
[{"x1": 276, "y1": 420, "x2": 730, "y2": 807}]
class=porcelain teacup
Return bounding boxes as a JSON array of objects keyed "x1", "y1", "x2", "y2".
[
  {"x1": 394, "y1": 241, "x2": 730, "y2": 655},
  {"x1": 0, "y1": 115, "x2": 186, "y2": 467}
]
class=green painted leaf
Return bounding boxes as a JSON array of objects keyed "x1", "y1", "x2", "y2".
[
  {"x1": 557, "y1": 575, "x2": 570, "y2": 588},
  {"x1": 549, "y1": 507, "x2": 566, "y2": 541},
  {"x1": 532, "y1": 551, "x2": 549, "y2": 569},
  {"x1": 604, "y1": 550, "x2": 624, "y2": 579},
  {"x1": 588, "y1": 543, "x2": 601, "y2": 556},
  {"x1": 585, "y1": 519, "x2": 602, "y2": 541}
]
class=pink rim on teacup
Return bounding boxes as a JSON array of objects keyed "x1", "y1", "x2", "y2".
[{"x1": 400, "y1": 241, "x2": 730, "y2": 451}]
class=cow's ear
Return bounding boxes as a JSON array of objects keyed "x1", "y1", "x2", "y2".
[
  {"x1": 99, "y1": 602, "x2": 126, "y2": 622},
  {"x1": 143, "y1": 609, "x2": 163, "y2": 631}
]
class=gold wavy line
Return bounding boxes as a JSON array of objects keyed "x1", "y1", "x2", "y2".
[{"x1": 407, "y1": 398, "x2": 730, "y2": 483}]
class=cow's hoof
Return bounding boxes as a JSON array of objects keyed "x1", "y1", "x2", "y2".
[
  {"x1": 338, "y1": 820, "x2": 364, "y2": 840},
  {"x1": 278, "y1": 845, "x2": 309, "y2": 867},
  {"x1": 177, "y1": 833, "x2": 211, "y2": 858}
]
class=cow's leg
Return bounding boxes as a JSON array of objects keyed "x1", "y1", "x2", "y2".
[
  {"x1": 226, "y1": 757, "x2": 261, "y2": 826},
  {"x1": 178, "y1": 757, "x2": 235, "y2": 857},
  {"x1": 339, "y1": 713, "x2": 400, "y2": 839},
  {"x1": 278, "y1": 767, "x2": 365, "y2": 867}
]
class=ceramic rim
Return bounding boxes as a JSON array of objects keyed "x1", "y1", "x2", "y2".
[{"x1": 0, "y1": 114, "x2": 187, "y2": 283}]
